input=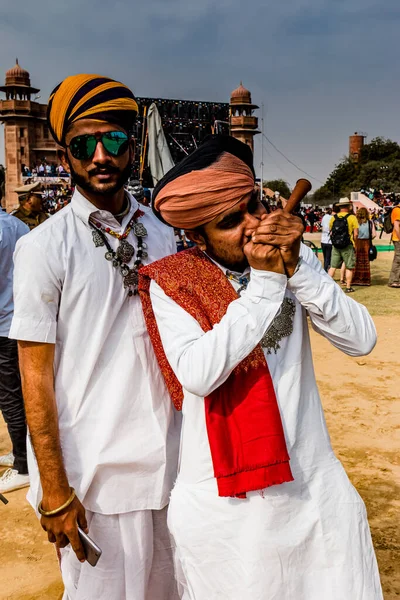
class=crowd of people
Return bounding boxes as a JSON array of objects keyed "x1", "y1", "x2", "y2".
[
  {"x1": 21, "y1": 162, "x2": 70, "y2": 178},
  {"x1": 294, "y1": 191, "x2": 399, "y2": 236},
  {"x1": 0, "y1": 71, "x2": 395, "y2": 600},
  {"x1": 319, "y1": 198, "x2": 400, "y2": 290},
  {"x1": 258, "y1": 191, "x2": 399, "y2": 291},
  {"x1": 6, "y1": 181, "x2": 74, "y2": 229},
  {"x1": 41, "y1": 183, "x2": 74, "y2": 214}
]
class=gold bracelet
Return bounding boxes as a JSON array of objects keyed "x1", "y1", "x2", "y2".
[{"x1": 38, "y1": 488, "x2": 76, "y2": 517}]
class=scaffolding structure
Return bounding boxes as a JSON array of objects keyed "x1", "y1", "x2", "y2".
[{"x1": 134, "y1": 97, "x2": 229, "y2": 185}]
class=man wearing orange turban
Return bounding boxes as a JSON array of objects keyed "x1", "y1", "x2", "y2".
[
  {"x1": 139, "y1": 135, "x2": 382, "y2": 599},
  {"x1": 9, "y1": 74, "x2": 180, "y2": 599}
]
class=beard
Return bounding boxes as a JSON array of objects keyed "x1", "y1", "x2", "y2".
[
  {"x1": 203, "y1": 239, "x2": 250, "y2": 273},
  {"x1": 67, "y1": 158, "x2": 132, "y2": 197}
]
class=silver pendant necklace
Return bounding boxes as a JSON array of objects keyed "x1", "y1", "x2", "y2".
[
  {"x1": 89, "y1": 206, "x2": 148, "y2": 296},
  {"x1": 260, "y1": 297, "x2": 296, "y2": 354},
  {"x1": 225, "y1": 270, "x2": 296, "y2": 353}
]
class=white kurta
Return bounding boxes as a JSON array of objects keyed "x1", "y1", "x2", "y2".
[
  {"x1": 9, "y1": 189, "x2": 181, "y2": 515},
  {"x1": 150, "y1": 244, "x2": 383, "y2": 600}
]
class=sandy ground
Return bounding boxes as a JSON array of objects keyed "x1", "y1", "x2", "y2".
[
  {"x1": 0, "y1": 252, "x2": 399, "y2": 599},
  {"x1": 312, "y1": 314, "x2": 400, "y2": 600}
]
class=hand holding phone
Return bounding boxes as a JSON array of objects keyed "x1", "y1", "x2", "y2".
[{"x1": 77, "y1": 526, "x2": 102, "y2": 567}]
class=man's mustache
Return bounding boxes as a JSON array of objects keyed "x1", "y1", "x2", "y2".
[{"x1": 88, "y1": 166, "x2": 120, "y2": 176}]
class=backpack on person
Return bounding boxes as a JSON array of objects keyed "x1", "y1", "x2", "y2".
[
  {"x1": 330, "y1": 214, "x2": 351, "y2": 249},
  {"x1": 382, "y1": 208, "x2": 394, "y2": 234}
]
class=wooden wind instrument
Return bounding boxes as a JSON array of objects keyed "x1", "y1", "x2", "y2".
[{"x1": 284, "y1": 179, "x2": 312, "y2": 214}]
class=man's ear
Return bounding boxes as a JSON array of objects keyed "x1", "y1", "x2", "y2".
[
  {"x1": 185, "y1": 228, "x2": 207, "y2": 251},
  {"x1": 58, "y1": 149, "x2": 70, "y2": 173}
]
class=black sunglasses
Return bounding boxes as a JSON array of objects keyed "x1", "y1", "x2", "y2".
[{"x1": 67, "y1": 131, "x2": 129, "y2": 160}]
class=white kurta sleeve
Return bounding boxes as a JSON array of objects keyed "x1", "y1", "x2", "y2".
[
  {"x1": 9, "y1": 238, "x2": 62, "y2": 343},
  {"x1": 287, "y1": 244, "x2": 376, "y2": 356},
  {"x1": 150, "y1": 270, "x2": 287, "y2": 397}
]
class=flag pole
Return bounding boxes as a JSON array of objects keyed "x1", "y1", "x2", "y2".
[{"x1": 139, "y1": 105, "x2": 148, "y2": 185}]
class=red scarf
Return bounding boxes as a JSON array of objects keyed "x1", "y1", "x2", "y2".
[{"x1": 139, "y1": 247, "x2": 293, "y2": 498}]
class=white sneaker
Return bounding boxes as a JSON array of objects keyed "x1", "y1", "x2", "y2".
[
  {"x1": 0, "y1": 468, "x2": 30, "y2": 493},
  {"x1": 0, "y1": 452, "x2": 14, "y2": 467}
]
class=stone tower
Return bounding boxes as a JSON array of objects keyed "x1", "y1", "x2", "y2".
[
  {"x1": 229, "y1": 82, "x2": 260, "y2": 153},
  {"x1": 0, "y1": 60, "x2": 57, "y2": 211},
  {"x1": 349, "y1": 132, "x2": 365, "y2": 162}
]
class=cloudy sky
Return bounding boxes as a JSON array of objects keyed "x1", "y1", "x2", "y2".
[{"x1": 1, "y1": 0, "x2": 400, "y2": 191}]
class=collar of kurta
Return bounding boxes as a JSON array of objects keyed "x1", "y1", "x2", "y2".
[
  {"x1": 71, "y1": 188, "x2": 139, "y2": 228},
  {"x1": 206, "y1": 252, "x2": 250, "y2": 280}
]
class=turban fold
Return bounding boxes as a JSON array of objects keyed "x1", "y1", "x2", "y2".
[
  {"x1": 47, "y1": 74, "x2": 139, "y2": 146},
  {"x1": 153, "y1": 135, "x2": 255, "y2": 229}
]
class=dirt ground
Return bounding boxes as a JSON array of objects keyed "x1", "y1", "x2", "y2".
[{"x1": 0, "y1": 251, "x2": 399, "y2": 600}]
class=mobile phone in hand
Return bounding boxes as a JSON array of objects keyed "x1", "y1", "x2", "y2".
[{"x1": 77, "y1": 526, "x2": 102, "y2": 567}]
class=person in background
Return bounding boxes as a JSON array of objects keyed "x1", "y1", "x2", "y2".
[
  {"x1": 353, "y1": 207, "x2": 375, "y2": 286},
  {"x1": 330, "y1": 204, "x2": 346, "y2": 284},
  {"x1": 143, "y1": 188, "x2": 152, "y2": 207},
  {"x1": 308, "y1": 208, "x2": 317, "y2": 233},
  {"x1": 0, "y1": 208, "x2": 30, "y2": 493},
  {"x1": 320, "y1": 207, "x2": 333, "y2": 271},
  {"x1": 12, "y1": 182, "x2": 49, "y2": 230},
  {"x1": 388, "y1": 199, "x2": 400, "y2": 288},
  {"x1": 127, "y1": 180, "x2": 146, "y2": 205},
  {"x1": 328, "y1": 198, "x2": 359, "y2": 293}
]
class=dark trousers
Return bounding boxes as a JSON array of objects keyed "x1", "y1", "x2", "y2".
[
  {"x1": 321, "y1": 243, "x2": 332, "y2": 272},
  {"x1": 0, "y1": 337, "x2": 28, "y2": 474},
  {"x1": 389, "y1": 241, "x2": 400, "y2": 285}
]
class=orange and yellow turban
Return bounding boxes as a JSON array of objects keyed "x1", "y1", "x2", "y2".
[
  {"x1": 153, "y1": 135, "x2": 256, "y2": 229},
  {"x1": 47, "y1": 74, "x2": 139, "y2": 146}
]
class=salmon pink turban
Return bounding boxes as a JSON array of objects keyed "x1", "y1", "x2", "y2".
[{"x1": 152, "y1": 135, "x2": 256, "y2": 229}]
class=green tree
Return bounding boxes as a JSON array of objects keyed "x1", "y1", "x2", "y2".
[
  {"x1": 360, "y1": 137, "x2": 400, "y2": 163},
  {"x1": 325, "y1": 158, "x2": 356, "y2": 199},
  {"x1": 263, "y1": 179, "x2": 291, "y2": 199},
  {"x1": 318, "y1": 137, "x2": 400, "y2": 200},
  {"x1": 312, "y1": 185, "x2": 333, "y2": 206}
]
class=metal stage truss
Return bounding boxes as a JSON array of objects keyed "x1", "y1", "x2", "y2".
[{"x1": 133, "y1": 97, "x2": 230, "y2": 185}]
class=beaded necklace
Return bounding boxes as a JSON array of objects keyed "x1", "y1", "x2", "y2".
[
  {"x1": 89, "y1": 205, "x2": 148, "y2": 296},
  {"x1": 225, "y1": 270, "x2": 250, "y2": 296}
]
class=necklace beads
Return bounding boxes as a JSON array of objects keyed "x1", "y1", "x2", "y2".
[
  {"x1": 89, "y1": 206, "x2": 148, "y2": 297},
  {"x1": 90, "y1": 208, "x2": 144, "y2": 241}
]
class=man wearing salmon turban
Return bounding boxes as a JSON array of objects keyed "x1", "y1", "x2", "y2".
[
  {"x1": 138, "y1": 135, "x2": 382, "y2": 598},
  {"x1": 9, "y1": 74, "x2": 180, "y2": 599}
]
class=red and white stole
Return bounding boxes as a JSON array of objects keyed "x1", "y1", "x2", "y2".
[{"x1": 139, "y1": 247, "x2": 293, "y2": 498}]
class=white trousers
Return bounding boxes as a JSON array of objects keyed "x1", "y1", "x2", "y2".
[{"x1": 61, "y1": 506, "x2": 179, "y2": 600}]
